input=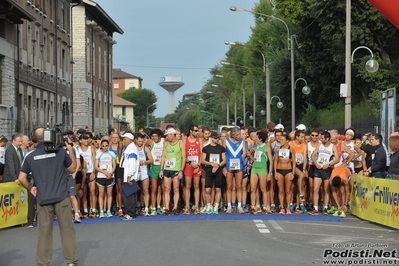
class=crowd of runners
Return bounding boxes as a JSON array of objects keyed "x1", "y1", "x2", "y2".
[{"x1": 3, "y1": 122, "x2": 395, "y2": 223}]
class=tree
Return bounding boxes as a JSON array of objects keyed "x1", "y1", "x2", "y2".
[{"x1": 117, "y1": 88, "x2": 157, "y2": 129}]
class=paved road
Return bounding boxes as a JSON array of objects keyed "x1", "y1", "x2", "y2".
[{"x1": 1, "y1": 213, "x2": 398, "y2": 266}]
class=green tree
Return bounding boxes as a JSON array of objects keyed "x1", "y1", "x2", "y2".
[{"x1": 117, "y1": 88, "x2": 157, "y2": 129}]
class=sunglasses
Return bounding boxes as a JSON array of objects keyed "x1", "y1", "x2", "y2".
[
  {"x1": 193, "y1": 130, "x2": 198, "y2": 132},
  {"x1": 311, "y1": 134, "x2": 319, "y2": 137},
  {"x1": 102, "y1": 145, "x2": 109, "y2": 148}
]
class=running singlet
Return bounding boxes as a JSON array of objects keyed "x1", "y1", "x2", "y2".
[
  {"x1": 291, "y1": 141, "x2": 305, "y2": 165},
  {"x1": 225, "y1": 137, "x2": 244, "y2": 171},
  {"x1": 151, "y1": 138, "x2": 164, "y2": 166},
  {"x1": 278, "y1": 147, "x2": 291, "y2": 159},
  {"x1": 96, "y1": 151, "x2": 116, "y2": 178},
  {"x1": 317, "y1": 143, "x2": 334, "y2": 166},
  {"x1": 271, "y1": 142, "x2": 280, "y2": 158},
  {"x1": 164, "y1": 141, "x2": 182, "y2": 171},
  {"x1": 138, "y1": 146, "x2": 148, "y2": 176},
  {"x1": 307, "y1": 142, "x2": 317, "y2": 165},
  {"x1": 79, "y1": 146, "x2": 94, "y2": 173},
  {"x1": 109, "y1": 144, "x2": 119, "y2": 164},
  {"x1": 185, "y1": 137, "x2": 201, "y2": 165},
  {"x1": 352, "y1": 150, "x2": 362, "y2": 162},
  {"x1": 252, "y1": 143, "x2": 268, "y2": 169}
]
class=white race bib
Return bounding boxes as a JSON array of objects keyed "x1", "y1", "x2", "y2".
[
  {"x1": 188, "y1": 155, "x2": 198, "y2": 165},
  {"x1": 296, "y1": 154, "x2": 304, "y2": 165},
  {"x1": 153, "y1": 151, "x2": 162, "y2": 164},
  {"x1": 254, "y1": 151, "x2": 262, "y2": 162},
  {"x1": 230, "y1": 158, "x2": 240, "y2": 170},
  {"x1": 165, "y1": 158, "x2": 176, "y2": 169},
  {"x1": 279, "y1": 148, "x2": 290, "y2": 159},
  {"x1": 318, "y1": 153, "x2": 330, "y2": 165},
  {"x1": 209, "y1": 154, "x2": 220, "y2": 164}
]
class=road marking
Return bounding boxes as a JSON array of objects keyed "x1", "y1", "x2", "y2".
[
  {"x1": 269, "y1": 220, "x2": 285, "y2": 232},
  {"x1": 253, "y1": 219, "x2": 270, "y2": 234},
  {"x1": 282, "y1": 221, "x2": 394, "y2": 232}
]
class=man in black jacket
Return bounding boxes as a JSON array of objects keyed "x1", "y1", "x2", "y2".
[{"x1": 364, "y1": 133, "x2": 387, "y2": 178}]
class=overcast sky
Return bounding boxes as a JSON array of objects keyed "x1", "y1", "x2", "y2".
[{"x1": 95, "y1": 0, "x2": 257, "y2": 117}]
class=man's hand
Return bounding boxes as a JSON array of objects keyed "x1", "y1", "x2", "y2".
[{"x1": 30, "y1": 187, "x2": 37, "y2": 197}]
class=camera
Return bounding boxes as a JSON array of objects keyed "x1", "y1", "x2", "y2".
[{"x1": 43, "y1": 123, "x2": 64, "y2": 152}]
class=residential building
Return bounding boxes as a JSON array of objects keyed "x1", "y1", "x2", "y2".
[
  {"x1": 72, "y1": 0, "x2": 123, "y2": 133},
  {"x1": 113, "y1": 94, "x2": 135, "y2": 132},
  {"x1": 112, "y1": 68, "x2": 142, "y2": 95}
]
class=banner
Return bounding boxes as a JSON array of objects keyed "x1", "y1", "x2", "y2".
[
  {"x1": 0, "y1": 182, "x2": 28, "y2": 229},
  {"x1": 350, "y1": 174, "x2": 399, "y2": 230}
]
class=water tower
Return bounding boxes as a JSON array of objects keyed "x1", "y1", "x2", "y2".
[{"x1": 159, "y1": 77, "x2": 184, "y2": 114}]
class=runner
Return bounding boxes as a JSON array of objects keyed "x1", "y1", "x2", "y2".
[
  {"x1": 200, "y1": 128, "x2": 212, "y2": 213},
  {"x1": 291, "y1": 130, "x2": 308, "y2": 213},
  {"x1": 307, "y1": 128, "x2": 321, "y2": 211},
  {"x1": 149, "y1": 128, "x2": 164, "y2": 215},
  {"x1": 109, "y1": 133, "x2": 124, "y2": 216},
  {"x1": 329, "y1": 166, "x2": 350, "y2": 217}
]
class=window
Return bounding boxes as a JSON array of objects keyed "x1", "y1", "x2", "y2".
[
  {"x1": 113, "y1": 83, "x2": 119, "y2": 89},
  {"x1": 129, "y1": 82, "x2": 134, "y2": 88},
  {"x1": 122, "y1": 106, "x2": 126, "y2": 116}
]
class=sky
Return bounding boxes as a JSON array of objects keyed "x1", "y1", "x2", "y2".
[{"x1": 95, "y1": 0, "x2": 257, "y2": 117}]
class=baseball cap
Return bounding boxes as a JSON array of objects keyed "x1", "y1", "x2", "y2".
[
  {"x1": 210, "y1": 131, "x2": 220, "y2": 139},
  {"x1": 165, "y1": 128, "x2": 177, "y2": 135},
  {"x1": 296, "y1": 124, "x2": 306, "y2": 131},
  {"x1": 77, "y1": 128, "x2": 86, "y2": 134},
  {"x1": 79, "y1": 134, "x2": 89, "y2": 140},
  {"x1": 275, "y1": 124, "x2": 284, "y2": 130},
  {"x1": 120, "y1": 132, "x2": 134, "y2": 140}
]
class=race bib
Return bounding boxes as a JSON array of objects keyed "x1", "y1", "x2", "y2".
[
  {"x1": 153, "y1": 151, "x2": 162, "y2": 164},
  {"x1": 188, "y1": 155, "x2": 199, "y2": 165},
  {"x1": 279, "y1": 148, "x2": 290, "y2": 159},
  {"x1": 296, "y1": 154, "x2": 304, "y2": 165},
  {"x1": 209, "y1": 154, "x2": 220, "y2": 164},
  {"x1": 318, "y1": 153, "x2": 330, "y2": 165},
  {"x1": 165, "y1": 158, "x2": 176, "y2": 169},
  {"x1": 100, "y1": 160, "x2": 111, "y2": 172},
  {"x1": 254, "y1": 151, "x2": 262, "y2": 162},
  {"x1": 230, "y1": 158, "x2": 240, "y2": 170}
]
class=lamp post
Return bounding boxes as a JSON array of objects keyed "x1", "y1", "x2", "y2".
[
  {"x1": 255, "y1": 105, "x2": 265, "y2": 128},
  {"x1": 236, "y1": 116, "x2": 243, "y2": 126},
  {"x1": 230, "y1": 6, "x2": 292, "y2": 129},
  {"x1": 201, "y1": 110, "x2": 214, "y2": 129},
  {"x1": 293, "y1": 78, "x2": 311, "y2": 127},
  {"x1": 225, "y1": 41, "x2": 269, "y2": 126},
  {"x1": 270, "y1": 96, "x2": 284, "y2": 109},
  {"x1": 245, "y1": 111, "x2": 253, "y2": 126},
  {"x1": 146, "y1": 103, "x2": 156, "y2": 127}
]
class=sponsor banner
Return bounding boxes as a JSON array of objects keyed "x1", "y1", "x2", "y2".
[
  {"x1": 0, "y1": 182, "x2": 28, "y2": 229},
  {"x1": 350, "y1": 174, "x2": 399, "y2": 230}
]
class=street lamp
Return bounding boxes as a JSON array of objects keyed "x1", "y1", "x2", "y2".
[
  {"x1": 230, "y1": 6, "x2": 293, "y2": 129},
  {"x1": 270, "y1": 96, "x2": 283, "y2": 109},
  {"x1": 146, "y1": 103, "x2": 156, "y2": 127},
  {"x1": 255, "y1": 105, "x2": 266, "y2": 116},
  {"x1": 225, "y1": 41, "x2": 270, "y2": 125},
  {"x1": 201, "y1": 110, "x2": 214, "y2": 129},
  {"x1": 294, "y1": 78, "x2": 311, "y2": 95},
  {"x1": 236, "y1": 116, "x2": 243, "y2": 126}
]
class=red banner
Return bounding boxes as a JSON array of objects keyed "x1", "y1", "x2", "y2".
[{"x1": 368, "y1": 0, "x2": 399, "y2": 29}]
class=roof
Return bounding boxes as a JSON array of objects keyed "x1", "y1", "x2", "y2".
[
  {"x1": 113, "y1": 69, "x2": 143, "y2": 80},
  {"x1": 83, "y1": 0, "x2": 123, "y2": 34},
  {"x1": 113, "y1": 95, "x2": 136, "y2": 107},
  {"x1": 0, "y1": 0, "x2": 36, "y2": 24}
]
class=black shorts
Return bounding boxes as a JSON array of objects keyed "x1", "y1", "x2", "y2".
[
  {"x1": 115, "y1": 165, "x2": 123, "y2": 179},
  {"x1": 276, "y1": 169, "x2": 292, "y2": 176},
  {"x1": 354, "y1": 167, "x2": 363, "y2": 174},
  {"x1": 0, "y1": 163, "x2": 4, "y2": 175},
  {"x1": 308, "y1": 165, "x2": 316, "y2": 178},
  {"x1": 163, "y1": 170, "x2": 179, "y2": 178},
  {"x1": 75, "y1": 171, "x2": 83, "y2": 184},
  {"x1": 96, "y1": 177, "x2": 115, "y2": 187},
  {"x1": 314, "y1": 167, "x2": 332, "y2": 180},
  {"x1": 204, "y1": 167, "x2": 223, "y2": 188},
  {"x1": 87, "y1": 173, "x2": 96, "y2": 184}
]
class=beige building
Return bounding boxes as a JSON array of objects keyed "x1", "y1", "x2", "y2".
[
  {"x1": 113, "y1": 95, "x2": 135, "y2": 132},
  {"x1": 72, "y1": 0, "x2": 123, "y2": 133},
  {"x1": 112, "y1": 68, "x2": 142, "y2": 95}
]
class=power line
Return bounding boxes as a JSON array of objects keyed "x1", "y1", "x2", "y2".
[{"x1": 114, "y1": 63, "x2": 212, "y2": 70}]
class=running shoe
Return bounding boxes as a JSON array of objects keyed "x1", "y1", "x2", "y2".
[
  {"x1": 279, "y1": 208, "x2": 285, "y2": 214},
  {"x1": 294, "y1": 207, "x2": 303, "y2": 214},
  {"x1": 322, "y1": 209, "x2": 328, "y2": 215},
  {"x1": 118, "y1": 209, "x2": 124, "y2": 217},
  {"x1": 121, "y1": 214, "x2": 135, "y2": 221},
  {"x1": 73, "y1": 214, "x2": 82, "y2": 223},
  {"x1": 150, "y1": 209, "x2": 157, "y2": 216},
  {"x1": 299, "y1": 195, "x2": 305, "y2": 203},
  {"x1": 205, "y1": 207, "x2": 212, "y2": 215},
  {"x1": 339, "y1": 211, "x2": 346, "y2": 218},
  {"x1": 183, "y1": 207, "x2": 190, "y2": 215},
  {"x1": 250, "y1": 207, "x2": 257, "y2": 214},
  {"x1": 270, "y1": 204, "x2": 276, "y2": 213},
  {"x1": 255, "y1": 205, "x2": 262, "y2": 213},
  {"x1": 237, "y1": 206, "x2": 245, "y2": 214},
  {"x1": 156, "y1": 208, "x2": 162, "y2": 215},
  {"x1": 200, "y1": 206, "x2": 207, "y2": 214},
  {"x1": 83, "y1": 212, "x2": 89, "y2": 218},
  {"x1": 213, "y1": 207, "x2": 219, "y2": 215},
  {"x1": 172, "y1": 208, "x2": 179, "y2": 215},
  {"x1": 289, "y1": 204, "x2": 295, "y2": 213},
  {"x1": 286, "y1": 208, "x2": 292, "y2": 215},
  {"x1": 262, "y1": 206, "x2": 268, "y2": 214},
  {"x1": 144, "y1": 209, "x2": 150, "y2": 216},
  {"x1": 106, "y1": 210, "x2": 113, "y2": 218},
  {"x1": 164, "y1": 208, "x2": 170, "y2": 215},
  {"x1": 332, "y1": 211, "x2": 339, "y2": 217},
  {"x1": 194, "y1": 208, "x2": 201, "y2": 214},
  {"x1": 226, "y1": 206, "x2": 232, "y2": 214},
  {"x1": 99, "y1": 211, "x2": 105, "y2": 218},
  {"x1": 266, "y1": 205, "x2": 271, "y2": 214},
  {"x1": 328, "y1": 206, "x2": 337, "y2": 214},
  {"x1": 300, "y1": 204, "x2": 306, "y2": 213},
  {"x1": 309, "y1": 209, "x2": 319, "y2": 215},
  {"x1": 78, "y1": 211, "x2": 83, "y2": 218}
]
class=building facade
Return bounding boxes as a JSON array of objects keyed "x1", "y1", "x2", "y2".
[
  {"x1": 72, "y1": 0, "x2": 123, "y2": 133},
  {"x1": 112, "y1": 68, "x2": 142, "y2": 95},
  {"x1": 112, "y1": 95, "x2": 135, "y2": 132}
]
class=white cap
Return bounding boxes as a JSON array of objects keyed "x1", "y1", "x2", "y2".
[
  {"x1": 275, "y1": 123, "x2": 284, "y2": 130},
  {"x1": 296, "y1": 124, "x2": 306, "y2": 131},
  {"x1": 165, "y1": 128, "x2": 177, "y2": 135},
  {"x1": 120, "y1": 132, "x2": 134, "y2": 140}
]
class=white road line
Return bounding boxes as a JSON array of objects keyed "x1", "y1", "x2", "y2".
[
  {"x1": 258, "y1": 229, "x2": 270, "y2": 233},
  {"x1": 269, "y1": 220, "x2": 285, "y2": 232},
  {"x1": 256, "y1": 224, "x2": 266, "y2": 228},
  {"x1": 253, "y1": 219, "x2": 263, "y2": 223},
  {"x1": 282, "y1": 221, "x2": 394, "y2": 232},
  {"x1": 253, "y1": 219, "x2": 270, "y2": 234}
]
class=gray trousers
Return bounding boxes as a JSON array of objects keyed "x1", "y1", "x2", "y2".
[{"x1": 36, "y1": 197, "x2": 79, "y2": 266}]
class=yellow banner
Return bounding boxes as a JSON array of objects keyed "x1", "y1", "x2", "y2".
[
  {"x1": 0, "y1": 182, "x2": 28, "y2": 229},
  {"x1": 350, "y1": 174, "x2": 399, "y2": 230}
]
